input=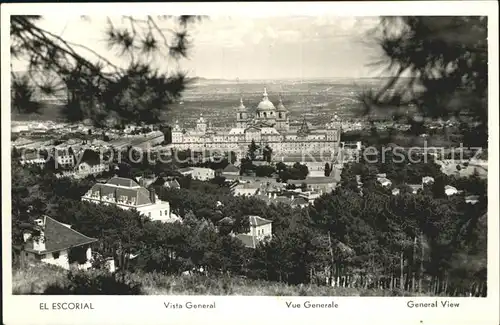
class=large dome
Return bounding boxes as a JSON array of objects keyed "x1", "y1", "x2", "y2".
[{"x1": 256, "y1": 88, "x2": 276, "y2": 112}]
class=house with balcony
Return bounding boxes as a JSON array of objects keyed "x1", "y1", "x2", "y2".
[{"x1": 82, "y1": 176, "x2": 176, "y2": 223}]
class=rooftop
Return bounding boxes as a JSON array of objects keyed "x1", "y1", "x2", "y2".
[
  {"x1": 248, "y1": 215, "x2": 272, "y2": 227},
  {"x1": 288, "y1": 177, "x2": 337, "y2": 185},
  {"x1": 25, "y1": 216, "x2": 97, "y2": 254},
  {"x1": 85, "y1": 177, "x2": 154, "y2": 206},
  {"x1": 107, "y1": 176, "x2": 141, "y2": 188},
  {"x1": 223, "y1": 164, "x2": 239, "y2": 173}
]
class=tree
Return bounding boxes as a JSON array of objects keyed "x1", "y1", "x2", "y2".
[
  {"x1": 324, "y1": 163, "x2": 331, "y2": 177},
  {"x1": 239, "y1": 158, "x2": 256, "y2": 176},
  {"x1": 247, "y1": 140, "x2": 259, "y2": 161},
  {"x1": 361, "y1": 17, "x2": 487, "y2": 145},
  {"x1": 11, "y1": 15, "x2": 204, "y2": 126},
  {"x1": 255, "y1": 165, "x2": 276, "y2": 178},
  {"x1": 263, "y1": 145, "x2": 273, "y2": 163},
  {"x1": 276, "y1": 162, "x2": 287, "y2": 172}
]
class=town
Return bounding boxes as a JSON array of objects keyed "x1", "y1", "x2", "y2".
[
  {"x1": 9, "y1": 15, "x2": 488, "y2": 298},
  {"x1": 11, "y1": 99, "x2": 488, "y2": 296}
]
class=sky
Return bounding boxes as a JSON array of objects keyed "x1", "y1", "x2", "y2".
[{"x1": 12, "y1": 16, "x2": 387, "y2": 80}]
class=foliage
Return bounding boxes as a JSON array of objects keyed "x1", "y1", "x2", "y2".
[
  {"x1": 324, "y1": 163, "x2": 331, "y2": 177},
  {"x1": 14, "y1": 262, "x2": 425, "y2": 296},
  {"x1": 44, "y1": 270, "x2": 143, "y2": 295},
  {"x1": 11, "y1": 15, "x2": 204, "y2": 126},
  {"x1": 278, "y1": 162, "x2": 309, "y2": 182},
  {"x1": 361, "y1": 17, "x2": 487, "y2": 146},
  {"x1": 11, "y1": 148, "x2": 486, "y2": 296},
  {"x1": 247, "y1": 140, "x2": 259, "y2": 161},
  {"x1": 263, "y1": 145, "x2": 273, "y2": 163}
]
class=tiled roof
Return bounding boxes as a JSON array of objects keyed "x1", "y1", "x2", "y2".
[
  {"x1": 274, "y1": 197, "x2": 291, "y2": 205},
  {"x1": 223, "y1": 164, "x2": 239, "y2": 173},
  {"x1": 288, "y1": 177, "x2": 337, "y2": 185},
  {"x1": 236, "y1": 234, "x2": 257, "y2": 249},
  {"x1": 25, "y1": 216, "x2": 97, "y2": 254},
  {"x1": 87, "y1": 183, "x2": 152, "y2": 205},
  {"x1": 291, "y1": 197, "x2": 308, "y2": 206},
  {"x1": 86, "y1": 177, "x2": 153, "y2": 205},
  {"x1": 248, "y1": 215, "x2": 272, "y2": 227},
  {"x1": 107, "y1": 176, "x2": 140, "y2": 187}
]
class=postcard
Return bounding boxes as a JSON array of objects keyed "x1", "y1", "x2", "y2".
[{"x1": 2, "y1": 2, "x2": 498, "y2": 325}]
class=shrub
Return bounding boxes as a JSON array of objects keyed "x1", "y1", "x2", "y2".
[{"x1": 43, "y1": 270, "x2": 143, "y2": 295}]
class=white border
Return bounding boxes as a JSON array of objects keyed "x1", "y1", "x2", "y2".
[{"x1": 2, "y1": 2, "x2": 499, "y2": 325}]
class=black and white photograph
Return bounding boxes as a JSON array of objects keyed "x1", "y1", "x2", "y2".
[{"x1": 2, "y1": 3, "x2": 498, "y2": 323}]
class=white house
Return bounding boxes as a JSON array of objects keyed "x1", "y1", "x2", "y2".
[
  {"x1": 465, "y1": 195, "x2": 480, "y2": 204},
  {"x1": 82, "y1": 176, "x2": 174, "y2": 223},
  {"x1": 422, "y1": 176, "x2": 435, "y2": 185},
  {"x1": 445, "y1": 185, "x2": 459, "y2": 196},
  {"x1": 74, "y1": 161, "x2": 109, "y2": 178},
  {"x1": 19, "y1": 151, "x2": 46, "y2": 167},
  {"x1": 235, "y1": 215, "x2": 273, "y2": 249},
  {"x1": 179, "y1": 167, "x2": 215, "y2": 181},
  {"x1": 54, "y1": 147, "x2": 76, "y2": 169},
  {"x1": 232, "y1": 182, "x2": 260, "y2": 197},
  {"x1": 377, "y1": 177, "x2": 392, "y2": 187},
  {"x1": 20, "y1": 216, "x2": 97, "y2": 270}
]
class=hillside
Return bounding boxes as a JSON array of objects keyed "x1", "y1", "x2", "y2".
[{"x1": 13, "y1": 263, "x2": 427, "y2": 296}]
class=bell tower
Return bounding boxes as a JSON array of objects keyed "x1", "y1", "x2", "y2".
[
  {"x1": 236, "y1": 97, "x2": 249, "y2": 128},
  {"x1": 276, "y1": 94, "x2": 289, "y2": 131}
]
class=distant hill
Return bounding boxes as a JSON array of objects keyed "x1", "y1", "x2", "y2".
[{"x1": 10, "y1": 76, "x2": 391, "y2": 124}]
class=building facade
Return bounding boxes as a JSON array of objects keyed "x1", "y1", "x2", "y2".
[
  {"x1": 235, "y1": 215, "x2": 273, "y2": 249},
  {"x1": 82, "y1": 177, "x2": 174, "y2": 223},
  {"x1": 171, "y1": 88, "x2": 342, "y2": 157},
  {"x1": 178, "y1": 167, "x2": 215, "y2": 181}
]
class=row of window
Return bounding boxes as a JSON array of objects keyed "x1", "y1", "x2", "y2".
[{"x1": 26, "y1": 252, "x2": 60, "y2": 259}]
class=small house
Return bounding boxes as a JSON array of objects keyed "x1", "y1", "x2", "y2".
[
  {"x1": 377, "y1": 177, "x2": 392, "y2": 187},
  {"x1": 445, "y1": 185, "x2": 459, "y2": 196},
  {"x1": 422, "y1": 176, "x2": 435, "y2": 185},
  {"x1": 235, "y1": 216, "x2": 273, "y2": 249},
  {"x1": 20, "y1": 216, "x2": 97, "y2": 270}
]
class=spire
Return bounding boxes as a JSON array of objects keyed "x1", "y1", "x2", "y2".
[
  {"x1": 238, "y1": 96, "x2": 246, "y2": 110},
  {"x1": 263, "y1": 87, "x2": 268, "y2": 99}
]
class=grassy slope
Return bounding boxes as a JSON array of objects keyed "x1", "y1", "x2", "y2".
[{"x1": 13, "y1": 263, "x2": 428, "y2": 296}]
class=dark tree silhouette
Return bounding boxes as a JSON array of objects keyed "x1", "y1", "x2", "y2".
[
  {"x1": 324, "y1": 163, "x2": 331, "y2": 177},
  {"x1": 10, "y1": 15, "x2": 204, "y2": 126},
  {"x1": 361, "y1": 17, "x2": 487, "y2": 145},
  {"x1": 247, "y1": 140, "x2": 259, "y2": 161}
]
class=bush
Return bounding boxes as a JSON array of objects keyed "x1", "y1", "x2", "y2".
[{"x1": 44, "y1": 270, "x2": 143, "y2": 295}]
